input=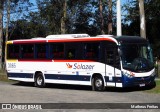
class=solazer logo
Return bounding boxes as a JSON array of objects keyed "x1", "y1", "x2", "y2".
[
  {"x1": 66, "y1": 63, "x2": 72, "y2": 68},
  {"x1": 66, "y1": 63, "x2": 95, "y2": 70}
]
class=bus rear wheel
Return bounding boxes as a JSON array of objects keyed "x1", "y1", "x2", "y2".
[
  {"x1": 34, "y1": 73, "x2": 45, "y2": 88},
  {"x1": 92, "y1": 75, "x2": 105, "y2": 91}
]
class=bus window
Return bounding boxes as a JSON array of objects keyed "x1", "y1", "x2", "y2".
[
  {"x1": 51, "y1": 44, "x2": 64, "y2": 59},
  {"x1": 85, "y1": 43, "x2": 100, "y2": 60},
  {"x1": 106, "y1": 50, "x2": 114, "y2": 66},
  {"x1": 65, "y1": 43, "x2": 78, "y2": 59},
  {"x1": 67, "y1": 49, "x2": 75, "y2": 59},
  {"x1": 106, "y1": 48, "x2": 120, "y2": 69},
  {"x1": 36, "y1": 44, "x2": 47, "y2": 59},
  {"x1": 7, "y1": 44, "x2": 19, "y2": 59},
  {"x1": 21, "y1": 44, "x2": 34, "y2": 59}
]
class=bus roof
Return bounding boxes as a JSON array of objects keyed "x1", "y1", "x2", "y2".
[
  {"x1": 115, "y1": 36, "x2": 147, "y2": 44},
  {"x1": 7, "y1": 34, "x2": 118, "y2": 45},
  {"x1": 7, "y1": 35, "x2": 147, "y2": 45}
]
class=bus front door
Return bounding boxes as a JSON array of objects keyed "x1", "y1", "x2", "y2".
[{"x1": 105, "y1": 47, "x2": 121, "y2": 87}]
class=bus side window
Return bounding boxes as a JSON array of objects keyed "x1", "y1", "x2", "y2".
[
  {"x1": 21, "y1": 44, "x2": 34, "y2": 59},
  {"x1": 106, "y1": 48, "x2": 120, "y2": 69},
  {"x1": 65, "y1": 43, "x2": 78, "y2": 59},
  {"x1": 106, "y1": 50, "x2": 114, "y2": 66},
  {"x1": 36, "y1": 44, "x2": 46, "y2": 59},
  {"x1": 67, "y1": 49, "x2": 75, "y2": 59},
  {"x1": 52, "y1": 44, "x2": 64, "y2": 59},
  {"x1": 85, "y1": 43, "x2": 99, "y2": 60},
  {"x1": 7, "y1": 44, "x2": 19, "y2": 59},
  {"x1": 115, "y1": 50, "x2": 120, "y2": 69}
]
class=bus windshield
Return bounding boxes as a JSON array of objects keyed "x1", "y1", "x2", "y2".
[{"x1": 121, "y1": 43, "x2": 154, "y2": 72}]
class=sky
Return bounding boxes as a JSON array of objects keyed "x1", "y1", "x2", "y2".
[
  {"x1": 3, "y1": 0, "x2": 129, "y2": 26},
  {"x1": 28, "y1": 0, "x2": 129, "y2": 12}
]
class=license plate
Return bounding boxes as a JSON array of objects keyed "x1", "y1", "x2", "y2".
[{"x1": 139, "y1": 84, "x2": 145, "y2": 87}]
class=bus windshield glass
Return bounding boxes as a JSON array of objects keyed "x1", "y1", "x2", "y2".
[{"x1": 121, "y1": 43, "x2": 154, "y2": 72}]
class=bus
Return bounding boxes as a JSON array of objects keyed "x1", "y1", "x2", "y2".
[{"x1": 6, "y1": 34, "x2": 155, "y2": 91}]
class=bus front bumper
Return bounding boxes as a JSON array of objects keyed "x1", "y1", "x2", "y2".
[{"x1": 122, "y1": 75, "x2": 156, "y2": 87}]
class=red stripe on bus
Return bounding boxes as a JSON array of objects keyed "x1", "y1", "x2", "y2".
[
  {"x1": 53, "y1": 60, "x2": 95, "y2": 62},
  {"x1": 18, "y1": 59, "x2": 53, "y2": 62},
  {"x1": 12, "y1": 37, "x2": 116, "y2": 44},
  {"x1": 48, "y1": 38, "x2": 115, "y2": 43},
  {"x1": 17, "y1": 59, "x2": 94, "y2": 62},
  {"x1": 13, "y1": 40, "x2": 46, "y2": 44}
]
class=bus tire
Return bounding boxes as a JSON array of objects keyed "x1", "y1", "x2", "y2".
[
  {"x1": 92, "y1": 75, "x2": 105, "y2": 91},
  {"x1": 34, "y1": 73, "x2": 45, "y2": 88}
]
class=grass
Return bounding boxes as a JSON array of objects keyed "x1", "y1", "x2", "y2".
[
  {"x1": 0, "y1": 75, "x2": 9, "y2": 82},
  {"x1": 144, "y1": 80, "x2": 160, "y2": 94},
  {"x1": 0, "y1": 69, "x2": 7, "y2": 81},
  {"x1": 0, "y1": 70, "x2": 15, "y2": 82}
]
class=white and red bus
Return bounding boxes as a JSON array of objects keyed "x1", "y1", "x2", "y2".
[{"x1": 6, "y1": 34, "x2": 155, "y2": 91}]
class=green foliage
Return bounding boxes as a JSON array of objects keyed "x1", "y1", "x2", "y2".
[
  {"x1": 7, "y1": 0, "x2": 117, "y2": 38},
  {"x1": 67, "y1": 0, "x2": 97, "y2": 35},
  {"x1": 4, "y1": 0, "x2": 33, "y2": 17},
  {"x1": 123, "y1": 0, "x2": 160, "y2": 58},
  {"x1": 145, "y1": 80, "x2": 160, "y2": 94},
  {"x1": 9, "y1": 20, "x2": 32, "y2": 39}
]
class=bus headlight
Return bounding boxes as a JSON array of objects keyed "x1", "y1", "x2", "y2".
[
  {"x1": 151, "y1": 70, "x2": 155, "y2": 77},
  {"x1": 123, "y1": 71, "x2": 135, "y2": 78}
]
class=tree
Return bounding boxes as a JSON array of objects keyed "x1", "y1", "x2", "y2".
[
  {"x1": 61, "y1": 0, "x2": 67, "y2": 34},
  {"x1": 0, "y1": 0, "x2": 5, "y2": 69},
  {"x1": 123, "y1": 0, "x2": 160, "y2": 57},
  {"x1": 81, "y1": 0, "x2": 116, "y2": 35},
  {"x1": 36, "y1": 0, "x2": 64, "y2": 34},
  {"x1": 138, "y1": 0, "x2": 146, "y2": 39},
  {"x1": 6, "y1": 0, "x2": 10, "y2": 41},
  {"x1": 7, "y1": 0, "x2": 117, "y2": 38},
  {"x1": 123, "y1": 0, "x2": 146, "y2": 38},
  {"x1": 99, "y1": 0, "x2": 104, "y2": 34},
  {"x1": 123, "y1": 0, "x2": 159, "y2": 39},
  {"x1": 9, "y1": 20, "x2": 32, "y2": 39},
  {"x1": 10, "y1": 12, "x2": 48, "y2": 40},
  {"x1": 108, "y1": 0, "x2": 112, "y2": 34},
  {"x1": 68, "y1": 0, "x2": 96, "y2": 35},
  {"x1": 4, "y1": 0, "x2": 33, "y2": 40}
]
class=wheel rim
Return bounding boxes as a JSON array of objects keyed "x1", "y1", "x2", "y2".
[
  {"x1": 37, "y1": 76, "x2": 43, "y2": 86},
  {"x1": 95, "y1": 79, "x2": 103, "y2": 88}
]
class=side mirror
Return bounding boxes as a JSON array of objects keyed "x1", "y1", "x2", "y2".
[
  {"x1": 118, "y1": 48, "x2": 122, "y2": 56},
  {"x1": 154, "y1": 57, "x2": 158, "y2": 64}
]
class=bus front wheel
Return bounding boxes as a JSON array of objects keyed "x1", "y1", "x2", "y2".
[
  {"x1": 34, "y1": 73, "x2": 45, "y2": 88},
  {"x1": 92, "y1": 75, "x2": 105, "y2": 91}
]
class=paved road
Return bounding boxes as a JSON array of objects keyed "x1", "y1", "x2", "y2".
[{"x1": 0, "y1": 81, "x2": 160, "y2": 112}]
